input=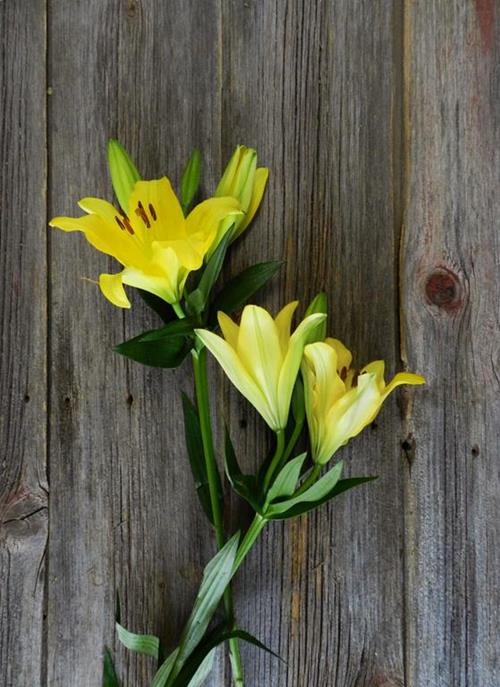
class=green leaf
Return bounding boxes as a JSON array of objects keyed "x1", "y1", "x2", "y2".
[
  {"x1": 107, "y1": 139, "x2": 141, "y2": 214},
  {"x1": 171, "y1": 626, "x2": 282, "y2": 687},
  {"x1": 304, "y1": 291, "x2": 328, "y2": 343},
  {"x1": 265, "y1": 461, "x2": 344, "y2": 517},
  {"x1": 180, "y1": 148, "x2": 202, "y2": 215},
  {"x1": 116, "y1": 622, "x2": 159, "y2": 658},
  {"x1": 266, "y1": 453, "x2": 308, "y2": 503},
  {"x1": 186, "y1": 231, "x2": 233, "y2": 316},
  {"x1": 184, "y1": 649, "x2": 216, "y2": 687},
  {"x1": 224, "y1": 428, "x2": 262, "y2": 513},
  {"x1": 137, "y1": 289, "x2": 176, "y2": 324},
  {"x1": 269, "y1": 475, "x2": 377, "y2": 520},
  {"x1": 151, "y1": 648, "x2": 180, "y2": 687},
  {"x1": 181, "y1": 393, "x2": 222, "y2": 525},
  {"x1": 113, "y1": 320, "x2": 194, "y2": 368},
  {"x1": 153, "y1": 534, "x2": 240, "y2": 686},
  {"x1": 211, "y1": 260, "x2": 283, "y2": 319},
  {"x1": 102, "y1": 647, "x2": 120, "y2": 687}
]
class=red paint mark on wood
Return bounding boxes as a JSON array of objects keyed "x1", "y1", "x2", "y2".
[{"x1": 475, "y1": 0, "x2": 495, "y2": 55}]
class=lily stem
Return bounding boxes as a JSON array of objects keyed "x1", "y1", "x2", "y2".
[
  {"x1": 262, "y1": 429, "x2": 286, "y2": 492},
  {"x1": 191, "y1": 345, "x2": 244, "y2": 686},
  {"x1": 295, "y1": 464, "x2": 321, "y2": 496}
]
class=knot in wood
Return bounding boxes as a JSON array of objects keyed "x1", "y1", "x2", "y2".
[{"x1": 424, "y1": 267, "x2": 462, "y2": 312}]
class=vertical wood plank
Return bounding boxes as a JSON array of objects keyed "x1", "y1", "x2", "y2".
[
  {"x1": 402, "y1": 1, "x2": 500, "y2": 684},
  {"x1": 48, "y1": 2, "x2": 222, "y2": 685},
  {"x1": 221, "y1": 2, "x2": 406, "y2": 685},
  {"x1": 0, "y1": 2, "x2": 47, "y2": 686}
]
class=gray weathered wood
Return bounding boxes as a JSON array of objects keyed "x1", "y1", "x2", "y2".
[
  {"x1": 221, "y1": 2, "x2": 408, "y2": 684},
  {"x1": 0, "y1": 2, "x2": 48, "y2": 686},
  {"x1": 47, "y1": 2, "x2": 222, "y2": 685},
  {"x1": 401, "y1": 2, "x2": 500, "y2": 686},
  {"x1": 2, "y1": 1, "x2": 499, "y2": 685}
]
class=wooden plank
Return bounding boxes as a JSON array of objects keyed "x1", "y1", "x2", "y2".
[
  {"x1": 401, "y1": 1, "x2": 500, "y2": 684},
  {"x1": 47, "y1": 2, "x2": 222, "y2": 685},
  {"x1": 0, "y1": 2, "x2": 47, "y2": 686},
  {"x1": 220, "y1": 2, "x2": 407, "y2": 684}
]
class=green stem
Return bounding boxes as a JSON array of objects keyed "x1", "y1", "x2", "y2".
[
  {"x1": 295, "y1": 464, "x2": 321, "y2": 496},
  {"x1": 276, "y1": 418, "x2": 304, "y2": 473},
  {"x1": 262, "y1": 429, "x2": 286, "y2": 492},
  {"x1": 172, "y1": 301, "x2": 185, "y2": 318},
  {"x1": 191, "y1": 345, "x2": 244, "y2": 686},
  {"x1": 233, "y1": 514, "x2": 267, "y2": 572}
]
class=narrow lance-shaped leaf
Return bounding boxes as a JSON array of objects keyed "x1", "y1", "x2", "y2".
[
  {"x1": 113, "y1": 319, "x2": 195, "y2": 368},
  {"x1": 107, "y1": 139, "x2": 141, "y2": 214},
  {"x1": 180, "y1": 148, "x2": 202, "y2": 215},
  {"x1": 171, "y1": 627, "x2": 283, "y2": 687},
  {"x1": 266, "y1": 453, "x2": 308, "y2": 504},
  {"x1": 269, "y1": 475, "x2": 378, "y2": 520},
  {"x1": 181, "y1": 392, "x2": 222, "y2": 525},
  {"x1": 224, "y1": 427, "x2": 263, "y2": 513},
  {"x1": 186, "y1": 230, "x2": 233, "y2": 316},
  {"x1": 265, "y1": 461, "x2": 344, "y2": 517},
  {"x1": 102, "y1": 648, "x2": 120, "y2": 687},
  {"x1": 152, "y1": 534, "x2": 240, "y2": 686},
  {"x1": 116, "y1": 622, "x2": 159, "y2": 659},
  {"x1": 210, "y1": 260, "x2": 283, "y2": 321}
]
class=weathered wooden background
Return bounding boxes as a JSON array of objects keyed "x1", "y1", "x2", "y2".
[{"x1": 1, "y1": 1, "x2": 499, "y2": 685}]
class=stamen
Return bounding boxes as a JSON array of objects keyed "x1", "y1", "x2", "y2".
[
  {"x1": 123, "y1": 217, "x2": 135, "y2": 235},
  {"x1": 340, "y1": 366, "x2": 347, "y2": 381},
  {"x1": 115, "y1": 216, "x2": 126, "y2": 231},
  {"x1": 135, "y1": 201, "x2": 151, "y2": 228},
  {"x1": 352, "y1": 371, "x2": 359, "y2": 387},
  {"x1": 148, "y1": 203, "x2": 157, "y2": 221}
]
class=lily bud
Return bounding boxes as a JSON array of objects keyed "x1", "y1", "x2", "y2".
[
  {"x1": 107, "y1": 139, "x2": 141, "y2": 213},
  {"x1": 304, "y1": 291, "x2": 328, "y2": 343},
  {"x1": 214, "y1": 145, "x2": 269, "y2": 243}
]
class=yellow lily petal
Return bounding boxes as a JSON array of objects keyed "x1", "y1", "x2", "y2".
[
  {"x1": 326, "y1": 338, "x2": 353, "y2": 374},
  {"x1": 50, "y1": 212, "x2": 135, "y2": 266},
  {"x1": 361, "y1": 360, "x2": 386, "y2": 392},
  {"x1": 236, "y1": 305, "x2": 283, "y2": 413},
  {"x1": 186, "y1": 196, "x2": 242, "y2": 255},
  {"x1": 274, "y1": 301, "x2": 298, "y2": 355},
  {"x1": 383, "y1": 372, "x2": 426, "y2": 398},
  {"x1": 99, "y1": 272, "x2": 131, "y2": 308},
  {"x1": 323, "y1": 373, "x2": 381, "y2": 462},
  {"x1": 277, "y1": 313, "x2": 327, "y2": 428},
  {"x1": 127, "y1": 177, "x2": 185, "y2": 242},
  {"x1": 218, "y1": 311, "x2": 240, "y2": 350},
  {"x1": 195, "y1": 327, "x2": 277, "y2": 428}
]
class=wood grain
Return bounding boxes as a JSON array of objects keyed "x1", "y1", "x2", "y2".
[
  {"x1": 401, "y1": 2, "x2": 500, "y2": 685},
  {"x1": 221, "y1": 2, "x2": 407, "y2": 685},
  {"x1": 0, "y1": 2, "x2": 48, "y2": 686},
  {"x1": 47, "y1": 2, "x2": 222, "y2": 685}
]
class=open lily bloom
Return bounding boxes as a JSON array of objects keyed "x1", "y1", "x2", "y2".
[
  {"x1": 302, "y1": 338, "x2": 425, "y2": 465},
  {"x1": 196, "y1": 302, "x2": 326, "y2": 431},
  {"x1": 50, "y1": 177, "x2": 241, "y2": 308},
  {"x1": 211, "y1": 145, "x2": 268, "y2": 254}
]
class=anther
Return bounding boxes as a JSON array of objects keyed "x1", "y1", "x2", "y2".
[
  {"x1": 340, "y1": 367, "x2": 347, "y2": 381},
  {"x1": 148, "y1": 203, "x2": 157, "y2": 221},
  {"x1": 115, "y1": 216, "x2": 126, "y2": 231},
  {"x1": 123, "y1": 217, "x2": 135, "y2": 235},
  {"x1": 135, "y1": 201, "x2": 151, "y2": 228}
]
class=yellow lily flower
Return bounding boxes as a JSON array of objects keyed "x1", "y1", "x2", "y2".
[
  {"x1": 211, "y1": 145, "x2": 269, "y2": 253},
  {"x1": 195, "y1": 302, "x2": 326, "y2": 431},
  {"x1": 302, "y1": 338, "x2": 425, "y2": 465},
  {"x1": 50, "y1": 177, "x2": 242, "y2": 308}
]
